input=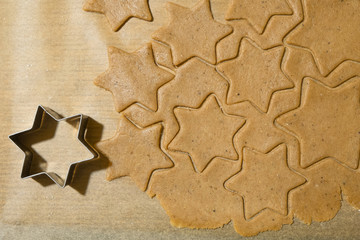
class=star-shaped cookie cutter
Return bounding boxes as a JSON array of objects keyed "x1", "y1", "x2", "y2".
[{"x1": 9, "y1": 105, "x2": 99, "y2": 188}]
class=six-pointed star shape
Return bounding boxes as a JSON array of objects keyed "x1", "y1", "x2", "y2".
[
  {"x1": 152, "y1": 0, "x2": 233, "y2": 65},
  {"x1": 9, "y1": 106, "x2": 99, "y2": 188},
  {"x1": 94, "y1": 43, "x2": 174, "y2": 113},
  {"x1": 97, "y1": 115, "x2": 173, "y2": 191},
  {"x1": 226, "y1": 144, "x2": 305, "y2": 219},
  {"x1": 217, "y1": 39, "x2": 293, "y2": 112},
  {"x1": 277, "y1": 77, "x2": 360, "y2": 169},
  {"x1": 226, "y1": 0, "x2": 292, "y2": 33},
  {"x1": 169, "y1": 95, "x2": 245, "y2": 172},
  {"x1": 83, "y1": 0, "x2": 152, "y2": 32},
  {"x1": 286, "y1": 0, "x2": 360, "y2": 75}
]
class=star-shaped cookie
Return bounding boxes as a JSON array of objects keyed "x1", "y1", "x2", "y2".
[
  {"x1": 168, "y1": 95, "x2": 245, "y2": 172},
  {"x1": 226, "y1": 144, "x2": 305, "y2": 219},
  {"x1": 226, "y1": 0, "x2": 292, "y2": 33},
  {"x1": 83, "y1": 0, "x2": 152, "y2": 32},
  {"x1": 94, "y1": 43, "x2": 174, "y2": 112},
  {"x1": 217, "y1": 39, "x2": 293, "y2": 112},
  {"x1": 286, "y1": 0, "x2": 360, "y2": 75},
  {"x1": 152, "y1": 0, "x2": 232, "y2": 65},
  {"x1": 277, "y1": 78, "x2": 360, "y2": 169},
  {"x1": 96, "y1": 116, "x2": 173, "y2": 191}
]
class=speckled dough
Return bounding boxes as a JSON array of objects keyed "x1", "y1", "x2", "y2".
[{"x1": 92, "y1": 0, "x2": 360, "y2": 237}]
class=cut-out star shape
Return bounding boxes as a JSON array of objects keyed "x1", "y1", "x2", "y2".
[
  {"x1": 94, "y1": 43, "x2": 174, "y2": 112},
  {"x1": 96, "y1": 116, "x2": 173, "y2": 191},
  {"x1": 83, "y1": 0, "x2": 152, "y2": 32},
  {"x1": 152, "y1": 0, "x2": 232, "y2": 65},
  {"x1": 217, "y1": 39, "x2": 293, "y2": 112},
  {"x1": 226, "y1": 0, "x2": 292, "y2": 33},
  {"x1": 168, "y1": 95, "x2": 245, "y2": 172},
  {"x1": 286, "y1": 0, "x2": 360, "y2": 75},
  {"x1": 226, "y1": 144, "x2": 305, "y2": 219},
  {"x1": 277, "y1": 78, "x2": 360, "y2": 169}
]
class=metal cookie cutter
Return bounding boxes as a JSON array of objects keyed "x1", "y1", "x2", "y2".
[{"x1": 9, "y1": 105, "x2": 99, "y2": 188}]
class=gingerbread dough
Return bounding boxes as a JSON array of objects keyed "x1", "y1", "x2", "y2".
[{"x1": 90, "y1": 0, "x2": 360, "y2": 237}]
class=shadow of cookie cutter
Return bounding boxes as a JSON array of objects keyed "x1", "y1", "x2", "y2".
[{"x1": 9, "y1": 105, "x2": 100, "y2": 188}]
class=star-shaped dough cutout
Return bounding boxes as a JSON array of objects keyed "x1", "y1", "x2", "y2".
[
  {"x1": 94, "y1": 43, "x2": 174, "y2": 112},
  {"x1": 83, "y1": 0, "x2": 152, "y2": 32},
  {"x1": 217, "y1": 39, "x2": 293, "y2": 112},
  {"x1": 152, "y1": 0, "x2": 232, "y2": 65},
  {"x1": 286, "y1": 0, "x2": 360, "y2": 75},
  {"x1": 168, "y1": 95, "x2": 245, "y2": 172},
  {"x1": 277, "y1": 78, "x2": 360, "y2": 169},
  {"x1": 226, "y1": 144, "x2": 305, "y2": 219},
  {"x1": 96, "y1": 116, "x2": 173, "y2": 191},
  {"x1": 226, "y1": 0, "x2": 292, "y2": 33}
]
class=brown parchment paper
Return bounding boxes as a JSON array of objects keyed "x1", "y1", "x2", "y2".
[{"x1": 1, "y1": 0, "x2": 360, "y2": 239}]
